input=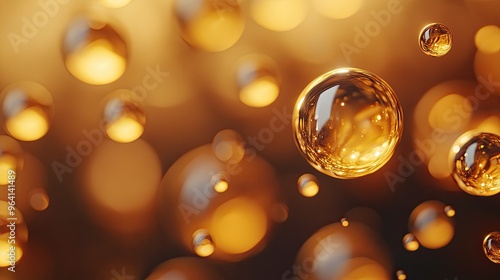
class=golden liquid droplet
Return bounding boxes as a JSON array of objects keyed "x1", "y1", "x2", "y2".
[
  {"x1": 408, "y1": 201, "x2": 454, "y2": 249},
  {"x1": 236, "y1": 54, "x2": 280, "y2": 108},
  {"x1": 99, "y1": 0, "x2": 132, "y2": 8},
  {"x1": 297, "y1": 173, "x2": 319, "y2": 197},
  {"x1": 103, "y1": 90, "x2": 146, "y2": 143},
  {"x1": 212, "y1": 129, "x2": 245, "y2": 163},
  {"x1": 396, "y1": 270, "x2": 407, "y2": 280},
  {"x1": 419, "y1": 23, "x2": 452, "y2": 57},
  {"x1": 1, "y1": 81, "x2": 53, "y2": 141},
  {"x1": 211, "y1": 174, "x2": 229, "y2": 193},
  {"x1": 402, "y1": 233, "x2": 420, "y2": 251},
  {"x1": 474, "y1": 25, "x2": 500, "y2": 55},
  {"x1": 250, "y1": 0, "x2": 308, "y2": 31},
  {"x1": 293, "y1": 68, "x2": 403, "y2": 178},
  {"x1": 341, "y1": 218, "x2": 349, "y2": 227},
  {"x1": 192, "y1": 229, "x2": 215, "y2": 257},
  {"x1": 444, "y1": 205, "x2": 455, "y2": 217},
  {"x1": 173, "y1": 0, "x2": 245, "y2": 52},
  {"x1": 29, "y1": 189, "x2": 50, "y2": 211},
  {"x1": 63, "y1": 15, "x2": 127, "y2": 85},
  {"x1": 452, "y1": 132, "x2": 500, "y2": 196},
  {"x1": 483, "y1": 231, "x2": 500, "y2": 263}
]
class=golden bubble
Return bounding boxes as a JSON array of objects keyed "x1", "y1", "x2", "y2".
[
  {"x1": 0, "y1": 201, "x2": 28, "y2": 267},
  {"x1": 297, "y1": 173, "x2": 319, "y2": 197},
  {"x1": 63, "y1": 15, "x2": 127, "y2": 85},
  {"x1": 212, "y1": 129, "x2": 245, "y2": 163},
  {"x1": 451, "y1": 132, "x2": 500, "y2": 196},
  {"x1": 250, "y1": 0, "x2": 308, "y2": 31},
  {"x1": 483, "y1": 231, "x2": 500, "y2": 264},
  {"x1": 419, "y1": 23, "x2": 452, "y2": 57},
  {"x1": 1, "y1": 81, "x2": 53, "y2": 141},
  {"x1": 313, "y1": 0, "x2": 364, "y2": 19},
  {"x1": 341, "y1": 218, "x2": 349, "y2": 227},
  {"x1": 444, "y1": 205, "x2": 455, "y2": 217},
  {"x1": 173, "y1": 0, "x2": 244, "y2": 52},
  {"x1": 293, "y1": 68, "x2": 403, "y2": 178},
  {"x1": 146, "y1": 257, "x2": 222, "y2": 280},
  {"x1": 29, "y1": 188, "x2": 50, "y2": 211},
  {"x1": 474, "y1": 25, "x2": 500, "y2": 54},
  {"x1": 408, "y1": 200, "x2": 454, "y2": 249},
  {"x1": 211, "y1": 173, "x2": 229, "y2": 193},
  {"x1": 396, "y1": 270, "x2": 407, "y2": 280},
  {"x1": 102, "y1": 90, "x2": 146, "y2": 143},
  {"x1": 0, "y1": 136, "x2": 23, "y2": 186},
  {"x1": 236, "y1": 55, "x2": 280, "y2": 108},
  {"x1": 99, "y1": 0, "x2": 132, "y2": 8},
  {"x1": 402, "y1": 233, "x2": 420, "y2": 251},
  {"x1": 271, "y1": 203, "x2": 289, "y2": 223},
  {"x1": 192, "y1": 229, "x2": 215, "y2": 257}
]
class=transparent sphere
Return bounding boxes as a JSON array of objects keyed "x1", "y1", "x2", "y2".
[
  {"x1": 451, "y1": 132, "x2": 500, "y2": 196},
  {"x1": 102, "y1": 90, "x2": 146, "y2": 143},
  {"x1": 62, "y1": 15, "x2": 127, "y2": 85},
  {"x1": 402, "y1": 233, "x2": 419, "y2": 251},
  {"x1": 297, "y1": 173, "x2": 319, "y2": 197},
  {"x1": 483, "y1": 232, "x2": 500, "y2": 264},
  {"x1": 408, "y1": 200, "x2": 454, "y2": 249},
  {"x1": 293, "y1": 68, "x2": 403, "y2": 179},
  {"x1": 419, "y1": 23, "x2": 452, "y2": 57},
  {"x1": 0, "y1": 81, "x2": 53, "y2": 141},
  {"x1": 173, "y1": 0, "x2": 245, "y2": 52}
]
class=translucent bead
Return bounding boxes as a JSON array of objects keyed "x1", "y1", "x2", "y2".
[
  {"x1": 293, "y1": 68, "x2": 403, "y2": 179},
  {"x1": 483, "y1": 232, "x2": 500, "y2": 263},
  {"x1": 419, "y1": 23, "x2": 452, "y2": 57},
  {"x1": 408, "y1": 201, "x2": 454, "y2": 249},
  {"x1": 451, "y1": 132, "x2": 500, "y2": 196}
]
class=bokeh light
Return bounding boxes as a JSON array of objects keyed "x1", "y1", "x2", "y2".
[{"x1": 250, "y1": 0, "x2": 308, "y2": 31}]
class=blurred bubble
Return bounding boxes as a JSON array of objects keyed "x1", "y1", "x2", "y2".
[
  {"x1": 294, "y1": 221, "x2": 392, "y2": 280},
  {"x1": 102, "y1": 90, "x2": 146, "y2": 143},
  {"x1": 271, "y1": 203, "x2": 288, "y2": 223},
  {"x1": 402, "y1": 233, "x2": 419, "y2": 251},
  {"x1": 173, "y1": 0, "x2": 244, "y2": 52},
  {"x1": 427, "y1": 94, "x2": 472, "y2": 133},
  {"x1": 419, "y1": 23, "x2": 452, "y2": 57},
  {"x1": 297, "y1": 173, "x2": 319, "y2": 197},
  {"x1": 396, "y1": 270, "x2": 407, "y2": 280},
  {"x1": 211, "y1": 173, "x2": 229, "y2": 193},
  {"x1": 408, "y1": 201, "x2": 454, "y2": 249},
  {"x1": 0, "y1": 200, "x2": 28, "y2": 267},
  {"x1": 313, "y1": 0, "x2": 364, "y2": 19},
  {"x1": 250, "y1": 0, "x2": 308, "y2": 31},
  {"x1": 1, "y1": 81, "x2": 53, "y2": 141},
  {"x1": 146, "y1": 257, "x2": 222, "y2": 280},
  {"x1": 451, "y1": 132, "x2": 500, "y2": 196},
  {"x1": 293, "y1": 68, "x2": 403, "y2": 178},
  {"x1": 341, "y1": 218, "x2": 349, "y2": 227},
  {"x1": 160, "y1": 142, "x2": 281, "y2": 262},
  {"x1": 99, "y1": 0, "x2": 132, "y2": 8},
  {"x1": 63, "y1": 15, "x2": 127, "y2": 85},
  {"x1": 474, "y1": 48, "x2": 500, "y2": 96},
  {"x1": 483, "y1": 231, "x2": 500, "y2": 264},
  {"x1": 192, "y1": 229, "x2": 215, "y2": 257},
  {"x1": 444, "y1": 205, "x2": 455, "y2": 217},
  {"x1": 212, "y1": 129, "x2": 245, "y2": 163},
  {"x1": 236, "y1": 54, "x2": 280, "y2": 108},
  {"x1": 474, "y1": 25, "x2": 500, "y2": 55},
  {"x1": 29, "y1": 188, "x2": 49, "y2": 212},
  {"x1": 0, "y1": 136, "x2": 23, "y2": 186}
]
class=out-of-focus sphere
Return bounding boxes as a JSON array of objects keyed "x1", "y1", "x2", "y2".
[
  {"x1": 483, "y1": 232, "x2": 500, "y2": 264},
  {"x1": 396, "y1": 270, "x2": 407, "y2": 280},
  {"x1": 0, "y1": 81, "x2": 53, "y2": 141},
  {"x1": 293, "y1": 68, "x2": 403, "y2": 179},
  {"x1": 408, "y1": 201, "x2": 454, "y2": 249},
  {"x1": 0, "y1": 136, "x2": 24, "y2": 185},
  {"x1": 474, "y1": 48, "x2": 500, "y2": 95},
  {"x1": 313, "y1": 0, "x2": 364, "y2": 19},
  {"x1": 146, "y1": 257, "x2": 222, "y2": 280},
  {"x1": 297, "y1": 173, "x2": 319, "y2": 197},
  {"x1": 173, "y1": 0, "x2": 245, "y2": 52},
  {"x1": 99, "y1": 0, "x2": 132, "y2": 8},
  {"x1": 474, "y1": 25, "x2": 500, "y2": 54},
  {"x1": 250, "y1": 0, "x2": 308, "y2": 31},
  {"x1": 62, "y1": 16, "x2": 127, "y2": 85},
  {"x1": 451, "y1": 132, "x2": 500, "y2": 196},
  {"x1": 402, "y1": 233, "x2": 419, "y2": 251},
  {"x1": 419, "y1": 23, "x2": 452, "y2": 57}
]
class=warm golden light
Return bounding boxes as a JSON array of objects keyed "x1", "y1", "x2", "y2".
[
  {"x1": 239, "y1": 76, "x2": 279, "y2": 108},
  {"x1": 313, "y1": 0, "x2": 364, "y2": 19},
  {"x1": 174, "y1": 0, "x2": 245, "y2": 52},
  {"x1": 105, "y1": 116, "x2": 144, "y2": 143},
  {"x1": 212, "y1": 129, "x2": 245, "y2": 163},
  {"x1": 402, "y1": 233, "x2": 419, "y2": 251},
  {"x1": 427, "y1": 94, "x2": 471, "y2": 132},
  {"x1": 211, "y1": 197, "x2": 267, "y2": 255},
  {"x1": 29, "y1": 189, "x2": 50, "y2": 211},
  {"x1": 0, "y1": 240, "x2": 23, "y2": 267},
  {"x1": 250, "y1": 0, "x2": 308, "y2": 31},
  {"x1": 63, "y1": 17, "x2": 127, "y2": 85},
  {"x1": 409, "y1": 201, "x2": 454, "y2": 249},
  {"x1": 444, "y1": 205, "x2": 455, "y2": 217},
  {"x1": 103, "y1": 91, "x2": 146, "y2": 143},
  {"x1": 213, "y1": 178, "x2": 229, "y2": 193},
  {"x1": 5, "y1": 107, "x2": 49, "y2": 141},
  {"x1": 396, "y1": 270, "x2": 407, "y2": 280},
  {"x1": 99, "y1": 0, "x2": 133, "y2": 8},
  {"x1": 474, "y1": 25, "x2": 500, "y2": 55},
  {"x1": 341, "y1": 218, "x2": 349, "y2": 227},
  {"x1": 0, "y1": 154, "x2": 17, "y2": 185},
  {"x1": 298, "y1": 174, "x2": 319, "y2": 197},
  {"x1": 340, "y1": 258, "x2": 390, "y2": 280},
  {"x1": 192, "y1": 229, "x2": 215, "y2": 257}
]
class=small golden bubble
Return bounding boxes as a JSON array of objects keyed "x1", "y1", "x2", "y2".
[
  {"x1": 483, "y1": 232, "x2": 500, "y2": 263},
  {"x1": 403, "y1": 233, "x2": 420, "y2": 251},
  {"x1": 297, "y1": 174, "x2": 319, "y2": 197},
  {"x1": 444, "y1": 205, "x2": 455, "y2": 217},
  {"x1": 396, "y1": 270, "x2": 407, "y2": 280},
  {"x1": 340, "y1": 218, "x2": 349, "y2": 227},
  {"x1": 419, "y1": 23, "x2": 452, "y2": 57},
  {"x1": 211, "y1": 173, "x2": 229, "y2": 193},
  {"x1": 192, "y1": 229, "x2": 215, "y2": 257}
]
